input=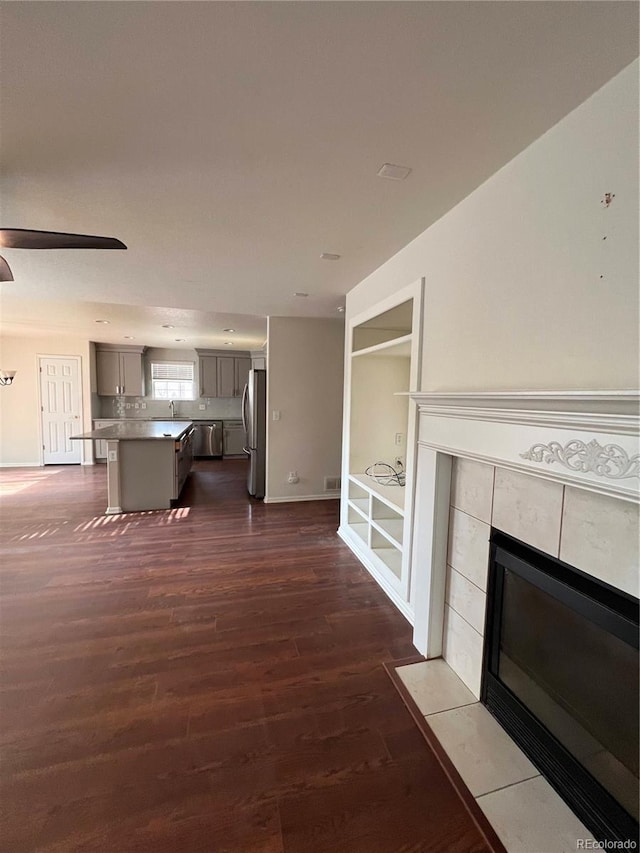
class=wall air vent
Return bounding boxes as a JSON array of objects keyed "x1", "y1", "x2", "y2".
[{"x1": 324, "y1": 476, "x2": 341, "y2": 491}]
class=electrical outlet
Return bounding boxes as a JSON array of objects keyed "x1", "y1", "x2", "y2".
[
  {"x1": 394, "y1": 432, "x2": 403, "y2": 445},
  {"x1": 273, "y1": 410, "x2": 281, "y2": 421},
  {"x1": 134, "y1": 403, "x2": 139, "y2": 409},
  {"x1": 108, "y1": 449, "x2": 117, "y2": 462},
  {"x1": 141, "y1": 403, "x2": 146, "y2": 409},
  {"x1": 287, "y1": 470, "x2": 299, "y2": 484},
  {"x1": 199, "y1": 403, "x2": 206, "y2": 410}
]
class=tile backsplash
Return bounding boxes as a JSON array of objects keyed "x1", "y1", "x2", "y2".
[{"x1": 99, "y1": 396, "x2": 242, "y2": 420}]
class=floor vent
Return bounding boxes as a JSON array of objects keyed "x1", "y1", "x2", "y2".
[{"x1": 324, "y1": 476, "x2": 341, "y2": 491}]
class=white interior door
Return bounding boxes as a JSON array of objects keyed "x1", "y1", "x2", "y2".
[{"x1": 39, "y1": 356, "x2": 82, "y2": 464}]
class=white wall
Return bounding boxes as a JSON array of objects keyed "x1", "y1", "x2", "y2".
[
  {"x1": 0, "y1": 335, "x2": 94, "y2": 466},
  {"x1": 350, "y1": 354, "x2": 410, "y2": 474},
  {"x1": 346, "y1": 60, "x2": 639, "y2": 392},
  {"x1": 266, "y1": 317, "x2": 344, "y2": 501}
]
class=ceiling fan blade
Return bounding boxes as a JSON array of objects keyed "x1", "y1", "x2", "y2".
[
  {"x1": 0, "y1": 256, "x2": 14, "y2": 282},
  {"x1": 0, "y1": 229, "x2": 127, "y2": 250}
]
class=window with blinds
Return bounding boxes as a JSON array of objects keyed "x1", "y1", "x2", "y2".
[{"x1": 151, "y1": 362, "x2": 195, "y2": 400}]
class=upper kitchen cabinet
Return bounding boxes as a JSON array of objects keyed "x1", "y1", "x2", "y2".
[
  {"x1": 96, "y1": 345, "x2": 146, "y2": 396},
  {"x1": 216, "y1": 357, "x2": 235, "y2": 397},
  {"x1": 217, "y1": 356, "x2": 252, "y2": 397},
  {"x1": 234, "y1": 357, "x2": 251, "y2": 397},
  {"x1": 197, "y1": 349, "x2": 252, "y2": 398},
  {"x1": 198, "y1": 354, "x2": 218, "y2": 397}
]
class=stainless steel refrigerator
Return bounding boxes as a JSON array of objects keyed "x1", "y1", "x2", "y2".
[{"x1": 241, "y1": 369, "x2": 266, "y2": 499}]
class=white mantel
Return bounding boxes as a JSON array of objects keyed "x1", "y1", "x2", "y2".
[
  {"x1": 411, "y1": 390, "x2": 639, "y2": 503},
  {"x1": 408, "y1": 390, "x2": 639, "y2": 665}
]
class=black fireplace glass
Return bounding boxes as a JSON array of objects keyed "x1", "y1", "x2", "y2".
[{"x1": 498, "y1": 564, "x2": 639, "y2": 822}]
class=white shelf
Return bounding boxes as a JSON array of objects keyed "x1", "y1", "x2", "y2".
[
  {"x1": 351, "y1": 333, "x2": 412, "y2": 360},
  {"x1": 373, "y1": 547, "x2": 402, "y2": 579},
  {"x1": 349, "y1": 522, "x2": 369, "y2": 546},
  {"x1": 346, "y1": 473, "x2": 404, "y2": 580},
  {"x1": 349, "y1": 473, "x2": 405, "y2": 513},
  {"x1": 370, "y1": 517, "x2": 403, "y2": 549},
  {"x1": 343, "y1": 281, "x2": 424, "y2": 618},
  {"x1": 348, "y1": 497, "x2": 369, "y2": 518}
]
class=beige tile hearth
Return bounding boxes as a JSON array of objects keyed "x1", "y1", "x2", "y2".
[
  {"x1": 427, "y1": 702, "x2": 538, "y2": 797},
  {"x1": 477, "y1": 775, "x2": 595, "y2": 853},
  {"x1": 395, "y1": 658, "x2": 598, "y2": 852},
  {"x1": 397, "y1": 658, "x2": 477, "y2": 716}
]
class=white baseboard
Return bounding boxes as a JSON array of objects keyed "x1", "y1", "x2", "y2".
[
  {"x1": 338, "y1": 525, "x2": 415, "y2": 626},
  {"x1": 0, "y1": 461, "x2": 42, "y2": 468},
  {"x1": 264, "y1": 492, "x2": 340, "y2": 504}
]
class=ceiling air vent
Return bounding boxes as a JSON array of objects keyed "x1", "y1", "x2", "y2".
[{"x1": 377, "y1": 163, "x2": 412, "y2": 181}]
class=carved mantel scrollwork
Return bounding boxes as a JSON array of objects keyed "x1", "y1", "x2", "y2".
[{"x1": 520, "y1": 439, "x2": 639, "y2": 480}]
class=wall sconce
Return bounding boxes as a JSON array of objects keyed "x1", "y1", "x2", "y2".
[{"x1": 0, "y1": 370, "x2": 16, "y2": 386}]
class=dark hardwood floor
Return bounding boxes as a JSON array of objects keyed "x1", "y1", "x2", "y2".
[{"x1": 1, "y1": 460, "x2": 494, "y2": 852}]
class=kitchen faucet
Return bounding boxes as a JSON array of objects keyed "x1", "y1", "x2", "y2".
[{"x1": 169, "y1": 400, "x2": 176, "y2": 419}]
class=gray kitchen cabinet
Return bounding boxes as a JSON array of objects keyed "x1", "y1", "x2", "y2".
[
  {"x1": 196, "y1": 349, "x2": 251, "y2": 397},
  {"x1": 223, "y1": 420, "x2": 247, "y2": 456},
  {"x1": 96, "y1": 345, "x2": 145, "y2": 396},
  {"x1": 216, "y1": 357, "x2": 235, "y2": 397},
  {"x1": 234, "y1": 357, "x2": 251, "y2": 397},
  {"x1": 217, "y1": 356, "x2": 251, "y2": 397},
  {"x1": 199, "y1": 355, "x2": 218, "y2": 397},
  {"x1": 96, "y1": 350, "x2": 120, "y2": 396},
  {"x1": 93, "y1": 419, "x2": 121, "y2": 460}
]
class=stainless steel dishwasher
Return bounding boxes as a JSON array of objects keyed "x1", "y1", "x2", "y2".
[{"x1": 192, "y1": 421, "x2": 223, "y2": 457}]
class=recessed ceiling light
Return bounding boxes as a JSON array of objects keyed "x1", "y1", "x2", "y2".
[
  {"x1": 223, "y1": 328, "x2": 235, "y2": 333},
  {"x1": 162, "y1": 324, "x2": 175, "y2": 329},
  {"x1": 337, "y1": 306, "x2": 345, "y2": 313},
  {"x1": 95, "y1": 319, "x2": 110, "y2": 324},
  {"x1": 294, "y1": 292, "x2": 308, "y2": 297},
  {"x1": 377, "y1": 163, "x2": 412, "y2": 181},
  {"x1": 174, "y1": 338, "x2": 185, "y2": 342},
  {"x1": 123, "y1": 335, "x2": 134, "y2": 339},
  {"x1": 320, "y1": 252, "x2": 341, "y2": 261},
  {"x1": 224, "y1": 341, "x2": 233, "y2": 346}
]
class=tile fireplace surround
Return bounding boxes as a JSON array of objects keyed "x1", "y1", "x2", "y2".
[
  {"x1": 402, "y1": 390, "x2": 639, "y2": 851},
  {"x1": 408, "y1": 391, "x2": 638, "y2": 665}
]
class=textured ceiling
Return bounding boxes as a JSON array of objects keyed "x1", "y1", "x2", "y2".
[{"x1": 0, "y1": 1, "x2": 637, "y2": 347}]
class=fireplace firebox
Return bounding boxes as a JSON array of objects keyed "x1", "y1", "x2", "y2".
[{"x1": 482, "y1": 530, "x2": 639, "y2": 845}]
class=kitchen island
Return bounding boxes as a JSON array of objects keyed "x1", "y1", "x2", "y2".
[{"x1": 72, "y1": 420, "x2": 194, "y2": 513}]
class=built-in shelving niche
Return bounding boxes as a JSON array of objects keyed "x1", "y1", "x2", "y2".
[{"x1": 339, "y1": 280, "x2": 424, "y2": 624}]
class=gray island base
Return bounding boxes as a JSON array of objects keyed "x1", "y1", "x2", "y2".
[{"x1": 71, "y1": 420, "x2": 194, "y2": 514}]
